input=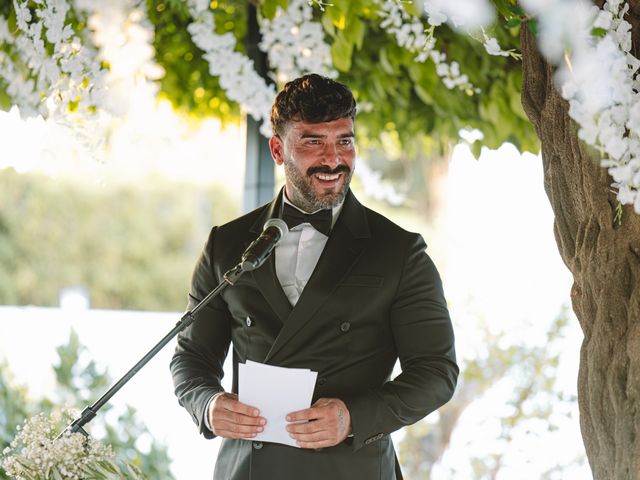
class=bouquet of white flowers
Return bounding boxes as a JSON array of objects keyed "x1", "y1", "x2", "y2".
[{"x1": 1, "y1": 410, "x2": 143, "y2": 480}]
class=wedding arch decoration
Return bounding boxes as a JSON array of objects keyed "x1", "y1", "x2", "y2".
[{"x1": 1, "y1": 0, "x2": 637, "y2": 215}]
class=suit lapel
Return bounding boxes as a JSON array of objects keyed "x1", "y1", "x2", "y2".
[
  {"x1": 264, "y1": 190, "x2": 370, "y2": 363},
  {"x1": 249, "y1": 188, "x2": 293, "y2": 324}
]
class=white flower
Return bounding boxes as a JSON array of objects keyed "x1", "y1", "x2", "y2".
[
  {"x1": 484, "y1": 36, "x2": 510, "y2": 57},
  {"x1": 259, "y1": 0, "x2": 335, "y2": 83},
  {"x1": 0, "y1": 15, "x2": 12, "y2": 44},
  {"x1": 188, "y1": 0, "x2": 277, "y2": 134},
  {"x1": 188, "y1": 0, "x2": 210, "y2": 15},
  {"x1": 423, "y1": 0, "x2": 494, "y2": 29},
  {"x1": 633, "y1": 190, "x2": 640, "y2": 214},
  {"x1": 627, "y1": 100, "x2": 640, "y2": 135},
  {"x1": 423, "y1": 3, "x2": 447, "y2": 26},
  {"x1": 594, "y1": 10, "x2": 613, "y2": 29},
  {"x1": 13, "y1": 0, "x2": 32, "y2": 32},
  {"x1": 378, "y1": 0, "x2": 478, "y2": 93},
  {"x1": 552, "y1": 0, "x2": 640, "y2": 216},
  {"x1": 436, "y1": 62, "x2": 449, "y2": 76}
]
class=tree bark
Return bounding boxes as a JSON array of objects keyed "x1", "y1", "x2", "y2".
[{"x1": 519, "y1": 5, "x2": 640, "y2": 478}]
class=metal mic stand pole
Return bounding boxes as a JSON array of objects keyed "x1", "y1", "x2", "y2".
[{"x1": 58, "y1": 263, "x2": 246, "y2": 439}]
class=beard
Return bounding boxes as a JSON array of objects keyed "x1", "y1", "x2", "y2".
[{"x1": 283, "y1": 157, "x2": 353, "y2": 212}]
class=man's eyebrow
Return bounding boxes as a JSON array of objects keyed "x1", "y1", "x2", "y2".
[{"x1": 299, "y1": 131, "x2": 355, "y2": 138}]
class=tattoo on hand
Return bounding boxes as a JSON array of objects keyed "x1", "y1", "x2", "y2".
[{"x1": 338, "y1": 408, "x2": 345, "y2": 435}]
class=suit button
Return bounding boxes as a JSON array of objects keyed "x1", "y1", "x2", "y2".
[
  {"x1": 340, "y1": 322, "x2": 350, "y2": 332},
  {"x1": 245, "y1": 317, "x2": 252, "y2": 327},
  {"x1": 317, "y1": 377, "x2": 327, "y2": 386},
  {"x1": 253, "y1": 442, "x2": 263, "y2": 450}
]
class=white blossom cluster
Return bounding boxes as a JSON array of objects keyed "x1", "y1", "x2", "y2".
[
  {"x1": 421, "y1": 0, "x2": 494, "y2": 30},
  {"x1": 0, "y1": 411, "x2": 115, "y2": 479},
  {"x1": 187, "y1": 0, "x2": 276, "y2": 136},
  {"x1": 482, "y1": 30, "x2": 520, "y2": 59},
  {"x1": 0, "y1": 0, "x2": 108, "y2": 122},
  {"x1": 81, "y1": 0, "x2": 162, "y2": 116},
  {"x1": 259, "y1": 0, "x2": 336, "y2": 83},
  {"x1": 530, "y1": 0, "x2": 640, "y2": 213},
  {"x1": 378, "y1": 0, "x2": 479, "y2": 94}
]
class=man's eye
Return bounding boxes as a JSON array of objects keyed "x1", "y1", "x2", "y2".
[
  {"x1": 340, "y1": 139, "x2": 353, "y2": 146},
  {"x1": 307, "y1": 139, "x2": 321, "y2": 145}
]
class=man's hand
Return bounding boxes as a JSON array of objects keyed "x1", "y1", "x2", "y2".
[
  {"x1": 208, "y1": 392, "x2": 266, "y2": 439},
  {"x1": 286, "y1": 398, "x2": 352, "y2": 448}
]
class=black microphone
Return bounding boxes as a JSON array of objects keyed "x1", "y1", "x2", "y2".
[{"x1": 241, "y1": 218, "x2": 289, "y2": 271}]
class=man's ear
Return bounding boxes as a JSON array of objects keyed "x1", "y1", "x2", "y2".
[{"x1": 269, "y1": 136, "x2": 284, "y2": 166}]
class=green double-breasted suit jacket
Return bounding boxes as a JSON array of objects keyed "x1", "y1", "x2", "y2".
[{"x1": 170, "y1": 189, "x2": 458, "y2": 479}]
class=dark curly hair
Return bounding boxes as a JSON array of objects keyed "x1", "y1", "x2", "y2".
[{"x1": 270, "y1": 74, "x2": 357, "y2": 137}]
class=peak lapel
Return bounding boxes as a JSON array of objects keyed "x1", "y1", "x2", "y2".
[
  {"x1": 249, "y1": 188, "x2": 292, "y2": 324},
  {"x1": 264, "y1": 191, "x2": 370, "y2": 363},
  {"x1": 251, "y1": 254, "x2": 292, "y2": 324}
]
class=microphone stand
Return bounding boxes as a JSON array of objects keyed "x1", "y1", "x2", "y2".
[{"x1": 58, "y1": 262, "x2": 246, "y2": 439}]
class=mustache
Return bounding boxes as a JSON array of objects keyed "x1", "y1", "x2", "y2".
[{"x1": 307, "y1": 165, "x2": 351, "y2": 176}]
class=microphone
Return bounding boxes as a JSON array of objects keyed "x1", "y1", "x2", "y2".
[{"x1": 241, "y1": 218, "x2": 289, "y2": 271}]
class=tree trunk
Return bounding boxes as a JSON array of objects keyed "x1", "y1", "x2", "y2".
[{"x1": 519, "y1": 6, "x2": 640, "y2": 478}]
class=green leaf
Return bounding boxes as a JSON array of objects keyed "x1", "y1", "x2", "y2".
[
  {"x1": 491, "y1": 0, "x2": 515, "y2": 19},
  {"x1": 507, "y1": 4, "x2": 525, "y2": 16},
  {"x1": 52, "y1": 467, "x2": 64, "y2": 480},
  {"x1": 331, "y1": 0, "x2": 350, "y2": 14},
  {"x1": 0, "y1": 83, "x2": 12, "y2": 112},
  {"x1": 261, "y1": 0, "x2": 289, "y2": 21},
  {"x1": 527, "y1": 19, "x2": 538, "y2": 36},
  {"x1": 321, "y1": 10, "x2": 336, "y2": 37},
  {"x1": 379, "y1": 47, "x2": 396, "y2": 75},
  {"x1": 414, "y1": 84, "x2": 434, "y2": 105},
  {"x1": 470, "y1": 140, "x2": 483, "y2": 158},
  {"x1": 403, "y1": 0, "x2": 421, "y2": 17},
  {"x1": 344, "y1": 17, "x2": 366, "y2": 50},
  {"x1": 326, "y1": 4, "x2": 347, "y2": 29},
  {"x1": 591, "y1": 27, "x2": 608, "y2": 38},
  {"x1": 505, "y1": 17, "x2": 522, "y2": 28},
  {"x1": 330, "y1": 33, "x2": 353, "y2": 71},
  {"x1": 165, "y1": 0, "x2": 190, "y2": 17}
]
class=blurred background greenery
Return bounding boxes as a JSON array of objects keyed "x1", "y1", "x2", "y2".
[{"x1": 0, "y1": 168, "x2": 238, "y2": 311}]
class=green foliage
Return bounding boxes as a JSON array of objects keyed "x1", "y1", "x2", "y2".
[
  {"x1": 261, "y1": 0, "x2": 289, "y2": 21},
  {"x1": 53, "y1": 330, "x2": 111, "y2": 406},
  {"x1": 147, "y1": 0, "x2": 245, "y2": 122},
  {"x1": 0, "y1": 1, "x2": 539, "y2": 155},
  {"x1": 146, "y1": 0, "x2": 539, "y2": 156},
  {"x1": 0, "y1": 331, "x2": 174, "y2": 479},
  {"x1": 0, "y1": 168, "x2": 239, "y2": 311}
]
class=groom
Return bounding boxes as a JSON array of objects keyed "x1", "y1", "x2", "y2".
[{"x1": 170, "y1": 73, "x2": 458, "y2": 479}]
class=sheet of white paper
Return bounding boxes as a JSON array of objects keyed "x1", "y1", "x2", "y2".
[{"x1": 239, "y1": 360, "x2": 318, "y2": 448}]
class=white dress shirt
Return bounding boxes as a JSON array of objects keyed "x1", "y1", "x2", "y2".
[{"x1": 276, "y1": 195, "x2": 343, "y2": 306}]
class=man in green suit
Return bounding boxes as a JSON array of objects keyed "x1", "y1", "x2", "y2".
[{"x1": 170, "y1": 74, "x2": 458, "y2": 479}]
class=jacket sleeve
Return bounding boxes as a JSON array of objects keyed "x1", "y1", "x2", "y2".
[
  {"x1": 343, "y1": 234, "x2": 458, "y2": 451},
  {"x1": 170, "y1": 227, "x2": 232, "y2": 439}
]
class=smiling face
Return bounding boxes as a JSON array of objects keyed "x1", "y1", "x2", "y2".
[{"x1": 269, "y1": 117, "x2": 355, "y2": 212}]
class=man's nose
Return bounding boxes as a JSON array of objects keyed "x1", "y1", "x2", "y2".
[{"x1": 322, "y1": 143, "x2": 342, "y2": 167}]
